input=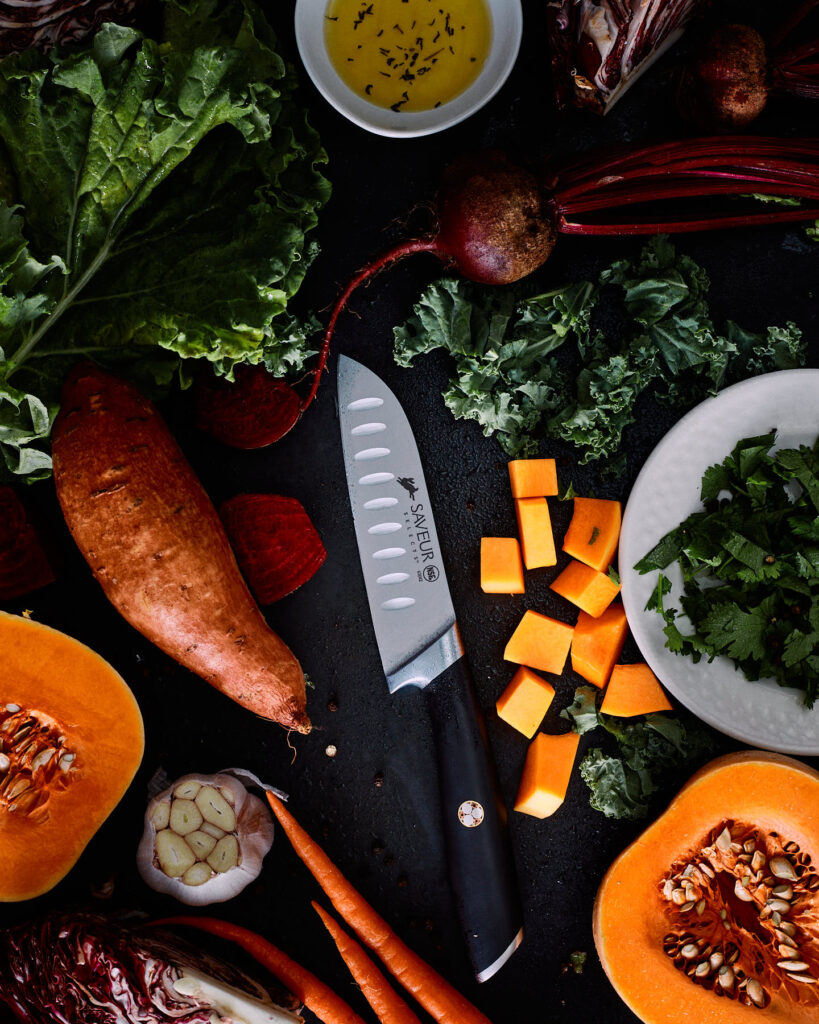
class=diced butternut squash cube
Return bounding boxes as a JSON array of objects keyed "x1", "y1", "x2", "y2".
[
  {"x1": 508, "y1": 459, "x2": 558, "y2": 499},
  {"x1": 496, "y1": 667, "x2": 555, "y2": 738},
  {"x1": 600, "y1": 663, "x2": 673, "y2": 717},
  {"x1": 551, "y1": 560, "x2": 620, "y2": 617},
  {"x1": 571, "y1": 603, "x2": 629, "y2": 688},
  {"x1": 514, "y1": 732, "x2": 580, "y2": 818},
  {"x1": 563, "y1": 497, "x2": 622, "y2": 572},
  {"x1": 504, "y1": 610, "x2": 574, "y2": 675},
  {"x1": 480, "y1": 537, "x2": 525, "y2": 594},
  {"x1": 515, "y1": 498, "x2": 557, "y2": 570}
]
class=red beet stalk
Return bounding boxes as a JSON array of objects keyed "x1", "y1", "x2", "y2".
[
  {"x1": 301, "y1": 141, "x2": 819, "y2": 412},
  {"x1": 0, "y1": 487, "x2": 55, "y2": 600},
  {"x1": 220, "y1": 493, "x2": 326, "y2": 604}
]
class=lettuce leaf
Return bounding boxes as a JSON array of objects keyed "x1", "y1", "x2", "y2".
[
  {"x1": 393, "y1": 237, "x2": 805, "y2": 464},
  {"x1": 0, "y1": 0, "x2": 329, "y2": 481}
]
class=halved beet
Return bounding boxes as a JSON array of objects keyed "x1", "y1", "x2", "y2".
[
  {"x1": 0, "y1": 487, "x2": 55, "y2": 600},
  {"x1": 220, "y1": 494, "x2": 326, "y2": 604},
  {"x1": 195, "y1": 365, "x2": 301, "y2": 449}
]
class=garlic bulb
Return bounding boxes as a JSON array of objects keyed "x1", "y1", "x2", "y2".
[{"x1": 137, "y1": 772, "x2": 274, "y2": 905}]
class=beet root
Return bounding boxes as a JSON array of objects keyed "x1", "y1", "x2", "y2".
[
  {"x1": 436, "y1": 151, "x2": 558, "y2": 285},
  {"x1": 678, "y1": 24, "x2": 770, "y2": 131},
  {"x1": 220, "y1": 494, "x2": 326, "y2": 604},
  {"x1": 0, "y1": 487, "x2": 55, "y2": 600},
  {"x1": 195, "y1": 364, "x2": 302, "y2": 449}
]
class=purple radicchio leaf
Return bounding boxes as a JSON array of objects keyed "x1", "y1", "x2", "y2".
[
  {"x1": 0, "y1": 0, "x2": 144, "y2": 57},
  {"x1": 0, "y1": 912, "x2": 301, "y2": 1024},
  {"x1": 547, "y1": 0, "x2": 707, "y2": 113}
]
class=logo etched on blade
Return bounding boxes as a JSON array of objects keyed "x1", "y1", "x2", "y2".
[{"x1": 397, "y1": 476, "x2": 419, "y2": 500}]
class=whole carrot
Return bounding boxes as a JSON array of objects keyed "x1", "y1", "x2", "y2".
[
  {"x1": 265, "y1": 793, "x2": 492, "y2": 1024},
  {"x1": 154, "y1": 916, "x2": 365, "y2": 1024},
  {"x1": 312, "y1": 902, "x2": 422, "y2": 1024}
]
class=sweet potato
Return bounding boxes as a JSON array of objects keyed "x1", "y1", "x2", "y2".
[{"x1": 52, "y1": 365, "x2": 309, "y2": 733}]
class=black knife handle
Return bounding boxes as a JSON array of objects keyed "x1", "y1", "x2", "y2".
[{"x1": 426, "y1": 654, "x2": 523, "y2": 982}]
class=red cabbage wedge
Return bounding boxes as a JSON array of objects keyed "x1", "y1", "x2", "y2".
[
  {"x1": 548, "y1": 0, "x2": 707, "y2": 113},
  {"x1": 0, "y1": 912, "x2": 303, "y2": 1024}
]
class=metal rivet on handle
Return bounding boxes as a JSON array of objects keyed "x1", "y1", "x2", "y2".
[{"x1": 458, "y1": 801, "x2": 485, "y2": 828}]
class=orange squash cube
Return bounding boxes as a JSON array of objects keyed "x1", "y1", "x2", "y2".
[
  {"x1": 480, "y1": 537, "x2": 525, "y2": 594},
  {"x1": 551, "y1": 560, "x2": 621, "y2": 617},
  {"x1": 504, "y1": 610, "x2": 574, "y2": 675},
  {"x1": 563, "y1": 497, "x2": 622, "y2": 572},
  {"x1": 571, "y1": 603, "x2": 629, "y2": 688},
  {"x1": 496, "y1": 667, "x2": 555, "y2": 738},
  {"x1": 508, "y1": 459, "x2": 558, "y2": 499},
  {"x1": 514, "y1": 732, "x2": 580, "y2": 818},
  {"x1": 600, "y1": 663, "x2": 673, "y2": 717},
  {"x1": 515, "y1": 498, "x2": 557, "y2": 570}
]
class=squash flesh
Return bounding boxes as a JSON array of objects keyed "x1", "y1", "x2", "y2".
[
  {"x1": 0, "y1": 612, "x2": 144, "y2": 901},
  {"x1": 594, "y1": 752, "x2": 819, "y2": 1023}
]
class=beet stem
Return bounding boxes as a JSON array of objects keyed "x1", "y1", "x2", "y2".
[
  {"x1": 558, "y1": 206, "x2": 819, "y2": 236},
  {"x1": 770, "y1": 0, "x2": 819, "y2": 50},
  {"x1": 300, "y1": 238, "x2": 441, "y2": 413}
]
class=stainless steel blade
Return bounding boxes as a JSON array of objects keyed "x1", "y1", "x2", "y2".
[{"x1": 338, "y1": 355, "x2": 463, "y2": 691}]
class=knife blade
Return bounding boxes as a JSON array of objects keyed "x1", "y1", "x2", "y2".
[{"x1": 337, "y1": 354, "x2": 523, "y2": 983}]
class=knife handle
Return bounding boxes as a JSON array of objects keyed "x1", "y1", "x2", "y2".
[{"x1": 426, "y1": 654, "x2": 523, "y2": 982}]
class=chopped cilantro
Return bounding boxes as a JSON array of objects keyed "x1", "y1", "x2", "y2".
[
  {"x1": 637, "y1": 433, "x2": 819, "y2": 706},
  {"x1": 607, "y1": 567, "x2": 620, "y2": 586},
  {"x1": 589, "y1": 526, "x2": 600, "y2": 545}
]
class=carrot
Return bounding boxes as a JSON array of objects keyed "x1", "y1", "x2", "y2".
[
  {"x1": 265, "y1": 793, "x2": 492, "y2": 1024},
  {"x1": 153, "y1": 916, "x2": 365, "y2": 1024},
  {"x1": 312, "y1": 902, "x2": 422, "y2": 1024}
]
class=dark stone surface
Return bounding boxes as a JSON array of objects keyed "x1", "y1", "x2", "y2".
[{"x1": 2, "y1": 2, "x2": 818, "y2": 1023}]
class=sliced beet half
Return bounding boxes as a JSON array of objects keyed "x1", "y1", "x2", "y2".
[
  {"x1": 195, "y1": 364, "x2": 301, "y2": 449},
  {"x1": 221, "y1": 493, "x2": 326, "y2": 604},
  {"x1": 0, "y1": 486, "x2": 56, "y2": 600}
]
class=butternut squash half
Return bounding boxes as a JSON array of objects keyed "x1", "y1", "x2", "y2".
[
  {"x1": 594, "y1": 751, "x2": 819, "y2": 1023},
  {"x1": 0, "y1": 612, "x2": 144, "y2": 900}
]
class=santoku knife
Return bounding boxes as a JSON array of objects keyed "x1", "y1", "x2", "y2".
[{"x1": 337, "y1": 354, "x2": 523, "y2": 983}]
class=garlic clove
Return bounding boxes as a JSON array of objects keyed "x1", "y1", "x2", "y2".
[{"x1": 170, "y1": 798, "x2": 203, "y2": 836}]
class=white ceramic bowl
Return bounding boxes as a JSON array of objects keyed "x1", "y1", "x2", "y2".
[{"x1": 295, "y1": 0, "x2": 523, "y2": 137}]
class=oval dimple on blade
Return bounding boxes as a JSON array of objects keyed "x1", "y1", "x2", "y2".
[
  {"x1": 355, "y1": 447, "x2": 391, "y2": 461},
  {"x1": 369, "y1": 522, "x2": 402, "y2": 535},
  {"x1": 347, "y1": 397, "x2": 384, "y2": 411},
  {"x1": 382, "y1": 597, "x2": 416, "y2": 610},
  {"x1": 364, "y1": 496, "x2": 398, "y2": 510},
  {"x1": 351, "y1": 422, "x2": 387, "y2": 436},
  {"x1": 377, "y1": 572, "x2": 410, "y2": 585},
  {"x1": 373, "y1": 547, "x2": 406, "y2": 560},
  {"x1": 359, "y1": 472, "x2": 394, "y2": 485}
]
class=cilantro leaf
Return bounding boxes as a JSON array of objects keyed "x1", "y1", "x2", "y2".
[{"x1": 638, "y1": 435, "x2": 819, "y2": 706}]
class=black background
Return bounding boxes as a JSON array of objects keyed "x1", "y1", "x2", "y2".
[{"x1": 2, "y1": 2, "x2": 819, "y2": 1023}]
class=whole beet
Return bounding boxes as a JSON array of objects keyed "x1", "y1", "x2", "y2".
[{"x1": 678, "y1": 24, "x2": 770, "y2": 130}]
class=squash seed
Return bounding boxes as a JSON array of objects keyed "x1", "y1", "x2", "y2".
[
  {"x1": 770, "y1": 856, "x2": 797, "y2": 881},
  {"x1": 734, "y1": 879, "x2": 754, "y2": 902},
  {"x1": 746, "y1": 980, "x2": 766, "y2": 1008},
  {"x1": 779, "y1": 961, "x2": 810, "y2": 972},
  {"x1": 680, "y1": 943, "x2": 700, "y2": 959}
]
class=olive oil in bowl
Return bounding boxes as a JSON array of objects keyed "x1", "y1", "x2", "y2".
[{"x1": 324, "y1": 0, "x2": 492, "y2": 113}]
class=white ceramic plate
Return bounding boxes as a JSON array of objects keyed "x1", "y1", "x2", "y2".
[
  {"x1": 295, "y1": 0, "x2": 522, "y2": 137},
  {"x1": 620, "y1": 369, "x2": 819, "y2": 755}
]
